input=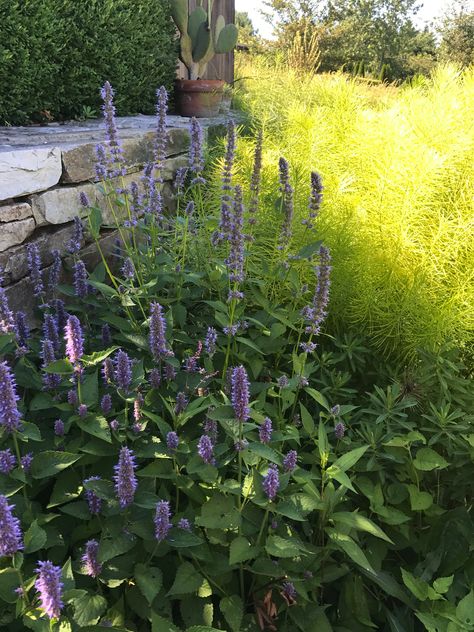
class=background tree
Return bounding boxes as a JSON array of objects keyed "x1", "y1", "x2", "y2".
[{"x1": 438, "y1": 1, "x2": 474, "y2": 66}]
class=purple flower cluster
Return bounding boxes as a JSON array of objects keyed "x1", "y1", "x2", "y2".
[
  {"x1": 178, "y1": 518, "x2": 191, "y2": 531},
  {"x1": 164, "y1": 363, "x2": 176, "y2": 382},
  {"x1": 35, "y1": 561, "x2": 64, "y2": 619},
  {"x1": 281, "y1": 581, "x2": 297, "y2": 603},
  {"x1": 121, "y1": 257, "x2": 135, "y2": 280},
  {"x1": 189, "y1": 118, "x2": 206, "y2": 185},
  {"x1": 114, "y1": 447, "x2": 137, "y2": 508},
  {"x1": 42, "y1": 339, "x2": 61, "y2": 389},
  {"x1": 78, "y1": 404, "x2": 88, "y2": 417},
  {"x1": 114, "y1": 350, "x2": 132, "y2": 392},
  {"x1": 100, "y1": 81, "x2": 125, "y2": 178},
  {"x1": 263, "y1": 464, "x2": 280, "y2": 500},
  {"x1": 302, "y1": 245, "x2": 331, "y2": 338},
  {"x1": 231, "y1": 365, "x2": 250, "y2": 422},
  {"x1": 0, "y1": 496, "x2": 23, "y2": 556},
  {"x1": 203, "y1": 417, "x2": 218, "y2": 443},
  {"x1": 48, "y1": 249, "x2": 62, "y2": 292},
  {"x1": 0, "y1": 361, "x2": 21, "y2": 433},
  {"x1": 27, "y1": 243, "x2": 44, "y2": 298},
  {"x1": 283, "y1": 450, "x2": 298, "y2": 472},
  {"x1": 166, "y1": 431, "x2": 179, "y2": 451},
  {"x1": 278, "y1": 157, "x2": 294, "y2": 249},
  {"x1": 153, "y1": 86, "x2": 169, "y2": 181},
  {"x1": 0, "y1": 449, "x2": 16, "y2": 474},
  {"x1": 154, "y1": 500, "x2": 172, "y2": 542},
  {"x1": 54, "y1": 419, "x2": 65, "y2": 437},
  {"x1": 175, "y1": 392, "x2": 188, "y2": 415},
  {"x1": 224, "y1": 185, "x2": 246, "y2": 295},
  {"x1": 248, "y1": 130, "x2": 263, "y2": 225},
  {"x1": 81, "y1": 539, "x2": 102, "y2": 578},
  {"x1": 302, "y1": 171, "x2": 323, "y2": 229},
  {"x1": 0, "y1": 269, "x2": 14, "y2": 335},
  {"x1": 197, "y1": 434, "x2": 215, "y2": 465},
  {"x1": 73, "y1": 260, "x2": 89, "y2": 298},
  {"x1": 259, "y1": 418, "x2": 273, "y2": 444},
  {"x1": 149, "y1": 302, "x2": 173, "y2": 360},
  {"x1": 84, "y1": 476, "x2": 103, "y2": 515},
  {"x1": 149, "y1": 367, "x2": 161, "y2": 388},
  {"x1": 204, "y1": 327, "x2": 218, "y2": 356},
  {"x1": 101, "y1": 324, "x2": 112, "y2": 347},
  {"x1": 66, "y1": 216, "x2": 84, "y2": 254},
  {"x1": 335, "y1": 421, "x2": 346, "y2": 439},
  {"x1": 14, "y1": 311, "x2": 29, "y2": 350},
  {"x1": 215, "y1": 121, "x2": 236, "y2": 243},
  {"x1": 21, "y1": 452, "x2": 33, "y2": 473},
  {"x1": 102, "y1": 357, "x2": 114, "y2": 384},
  {"x1": 43, "y1": 313, "x2": 60, "y2": 356},
  {"x1": 65, "y1": 315, "x2": 84, "y2": 365},
  {"x1": 234, "y1": 438, "x2": 249, "y2": 452},
  {"x1": 101, "y1": 394, "x2": 112, "y2": 414}
]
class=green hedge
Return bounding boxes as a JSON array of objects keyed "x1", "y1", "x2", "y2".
[{"x1": 0, "y1": 0, "x2": 178, "y2": 125}]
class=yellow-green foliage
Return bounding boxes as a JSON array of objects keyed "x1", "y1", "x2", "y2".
[{"x1": 233, "y1": 57, "x2": 474, "y2": 360}]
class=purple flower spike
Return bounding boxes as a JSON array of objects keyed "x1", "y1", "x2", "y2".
[
  {"x1": 277, "y1": 375, "x2": 289, "y2": 388},
  {"x1": 302, "y1": 245, "x2": 331, "y2": 338},
  {"x1": 121, "y1": 257, "x2": 135, "y2": 280},
  {"x1": 114, "y1": 350, "x2": 132, "y2": 392},
  {"x1": 302, "y1": 171, "x2": 323, "y2": 230},
  {"x1": 114, "y1": 447, "x2": 137, "y2": 509},
  {"x1": 100, "y1": 81, "x2": 125, "y2": 179},
  {"x1": 281, "y1": 581, "x2": 297, "y2": 603},
  {"x1": 73, "y1": 260, "x2": 89, "y2": 298},
  {"x1": 67, "y1": 389, "x2": 78, "y2": 406},
  {"x1": 234, "y1": 438, "x2": 249, "y2": 452},
  {"x1": 204, "y1": 327, "x2": 218, "y2": 356},
  {"x1": 178, "y1": 518, "x2": 191, "y2": 531},
  {"x1": 154, "y1": 500, "x2": 172, "y2": 542},
  {"x1": 149, "y1": 302, "x2": 173, "y2": 360},
  {"x1": 189, "y1": 118, "x2": 206, "y2": 185},
  {"x1": 174, "y1": 167, "x2": 188, "y2": 194},
  {"x1": 0, "y1": 449, "x2": 16, "y2": 474},
  {"x1": 54, "y1": 420, "x2": 65, "y2": 437},
  {"x1": 0, "y1": 361, "x2": 21, "y2": 433},
  {"x1": 78, "y1": 404, "x2": 88, "y2": 417},
  {"x1": 283, "y1": 450, "x2": 298, "y2": 473},
  {"x1": 14, "y1": 311, "x2": 29, "y2": 350},
  {"x1": 263, "y1": 464, "x2": 280, "y2": 501},
  {"x1": 259, "y1": 417, "x2": 273, "y2": 444},
  {"x1": 164, "y1": 364, "x2": 176, "y2": 382},
  {"x1": 149, "y1": 368, "x2": 161, "y2": 389},
  {"x1": 52, "y1": 299, "x2": 68, "y2": 331},
  {"x1": 248, "y1": 129, "x2": 263, "y2": 224},
  {"x1": 0, "y1": 269, "x2": 14, "y2": 334},
  {"x1": 175, "y1": 392, "x2": 188, "y2": 415},
  {"x1": 66, "y1": 216, "x2": 84, "y2": 254},
  {"x1": 167, "y1": 431, "x2": 179, "y2": 451},
  {"x1": 225, "y1": 184, "x2": 246, "y2": 295},
  {"x1": 64, "y1": 315, "x2": 84, "y2": 365},
  {"x1": 21, "y1": 452, "x2": 33, "y2": 473},
  {"x1": 35, "y1": 561, "x2": 64, "y2": 619},
  {"x1": 101, "y1": 324, "x2": 112, "y2": 347},
  {"x1": 48, "y1": 249, "x2": 62, "y2": 292},
  {"x1": 231, "y1": 365, "x2": 250, "y2": 423},
  {"x1": 81, "y1": 539, "x2": 102, "y2": 578},
  {"x1": 26, "y1": 243, "x2": 44, "y2": 298},
  {"x1": 215, "y1": 121, "x2": 236, "y2": 242},
  {"x1": 101, "y1": 394, "x2": 112, "y2": 415},
  {"x1": 84, "y1": 476, "x2": 103, "y2": 515},
  {"x1": 197, "y1": 434, "x2": 215, "y2": 465},
  {"x1": 278, "y1": 157, "x2": 294, "y2": 249},
  {"x1": 153, "y1": 86, "x2": 169, "y2": 181},
  {"x1": 0, "y1": 495, "x2": 23, "y2": 556},
  {"x1": 43, "y1": 313, "x2": 60, "y2": 356},
  {"x1": 102, "y1": 358, "x2": 114, "y2": 384},
  {"x1": 109, "y1": 419, "x2": 119, "y2": 432},
  {"x1": 335, "y1": 422, "x2": 345, "y2": 439},
  {"x1": 133, "y1": 395, "x2": 143, "y2": 422}
]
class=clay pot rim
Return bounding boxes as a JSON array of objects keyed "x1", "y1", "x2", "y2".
[{"x1": 175, "y1": 79, "x2": 225, "y2": 93}]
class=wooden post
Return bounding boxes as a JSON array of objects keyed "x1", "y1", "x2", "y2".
[{"x1": 177, "y1": 0, "x2": 235, "y2": 84}]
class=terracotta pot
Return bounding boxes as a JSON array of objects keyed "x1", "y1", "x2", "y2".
[{"x1": 175, "y1": 79, "x2": 225, "y2": 118}]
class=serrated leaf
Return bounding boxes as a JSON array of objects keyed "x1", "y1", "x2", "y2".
[
  {"x1": 195, "y1": 494, "x2": 241, "y2": 530},
  {"x1": 220, "y1": 595, "x2": 243, "y2": 632},
  {"x1": 229, "y1": 536, "x2": 258, "y2": 564},
  {"x1": 72, "y1": 592, "x2": 107, "y2": 626},
  {"x1": 81, "y1": 346, "x2": 118, "y2": 366},
  {"x1": 134, "y1": 564, "x2": 162, "y2": 604},
  {"x1": 24, "y1": 520, "x2": 47, "y2": 553},
  {"x1": 43, "y1": 359, "x2": 74, "y2": 374},
  {"x1": 31, "y1": 452, "x2": 81, "y2": 479},
  {"x1": 167, "y1": 562, "x2": 203, "y2": 596},
  {"x1": 433, "y1": 575, "x2": 454, "y2": 594},
  {"x1": 152, "y1": 613, "x2": 181, "y2": 632},
  {"x1": 401, "y1": 568, "x2": 429, "y2": 601},
  {"x1": 77, "y1": 415, "x2": 112, "y2": 443},
  {"x1": 0, "y1": 568, "x2": 22, "y2": 603},
  {"x1": 326, "y1": 530, "x2": 374, "y2": 572},
  {"x1": 265, "y1": 535, "x2": 306, "y2": 558},
  {"x1": 98, "y1": 533, "x2": 136, "y2": 562},
  {"x1": 456, "y1": 590, "x2": 474, "y2": 626}
]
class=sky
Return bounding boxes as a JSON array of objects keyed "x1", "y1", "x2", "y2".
[{"x1": 235, "y1": 0, "x2": 474, "y2": 39}]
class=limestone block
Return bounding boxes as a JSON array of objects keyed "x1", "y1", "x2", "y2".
[
  {"x1": 61, "y1": 127, "x2": 190, "y2": 183},
  {"x1": 0, "y1": 218, "x2": 35, "y2": 252},
  {"x1": 0, "y1": 202, "x2": 32, "y2": 223},
  {"x1": 162, "y1": 154, "x2": 188, "y2": 181},
  {"x1": 0, "y1": 147, "x2": 61, "y2": 201}
]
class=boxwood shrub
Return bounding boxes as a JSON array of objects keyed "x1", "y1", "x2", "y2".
[{"x1": 0, "y1": 0, "x2": 177, "y2": 125}]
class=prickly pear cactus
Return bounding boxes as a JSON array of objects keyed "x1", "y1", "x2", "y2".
[{"x1": 171, "y1": 0, "x2": 238, "y2": 79}]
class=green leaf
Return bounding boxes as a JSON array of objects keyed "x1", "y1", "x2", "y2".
[
  {"x1": 456, "y1": 590, "x2": 474, "y2": 626},
  {"x1": 236, "y1": 336, "x2": 265, "y2": 354},
  {"x1": 195, "y1": 494, "x2": 241, "y2": 530},
  {"x1": 265, "y1": 535, "x2": 307, "y2": 558},
  {"x1": 134, "y1": 564, "x2": 162, "y2": 604},
  {"x1": 24, "y1": 520, "x2": 47, "y2": 553},
  {"x1": 296, "y1": 240, "x2": 323, "y2": 259},
  {"x1": 318, "y1": 420, "x2": 328, "y2": 463},
  {"x1": 327, "y1": 445, "x2": 369, "y2": 473},
  {"x1": 0, "y1": 567, "x2": 22, "y2": 603},
  {"x1": 433, "y1": 575, "x2": 454, "y2": 595},
  {"x1": 326, "y1": 530, "x2": 374, "y2": 572},
  {"x1": 152, "y1": 613, "x2": 181, "y2": 632},
  {"x1": 43, "y1": 359, "x2": 74, "y2": 374},
  {"x1": 167, "y1": 562, "x2": 203, "y2": 596},
  {"x1": 81, "y1": 346, "x2": 118, "y2": 366},
  {"x1": 31, "y1": 452, "x2": 81, "y2": 479},
  {"x1": 186, "y1": 628, "x2": 222, "y2": 632},
  {"x1": 300, "y1": 402, "x2": 315, "y2": 435},
  {"x1": 400, "y1": 568, "x2": 429, "y2": 601},
  {"x1": 331, "y1": 512, "x2": 393, "y2": 543},
  {"x1": 407, "y1": 485, "x2": 433, "y2": 511},
  {"x1": 247, "y1": 442, "x2": 281, "y2": 464},
  {"x1": 88, "y1": 206, "x2": 103, "y2": 239},
  {"x1": 220, "y1": 595, "x2": 244, "y2": 632},
  {"x1": 167, "y1": 530, "x2": 204, "y2": 548},
  {"x1": 77, "y1": 415, "x2": 112, "y2": 443},
  {"x1": 305, "y1": 387, "x2": 330, "y2": 410},
  {"x1": 21, "y1": 422, "x2": 42, "y2": 441},
  {"x1": 229, "y1": 536, "x2": 258, "y2": 565},
  {"x1": 81, "y1": 370, "x2": 99, "y2": 407},
  {"x1": 72, "y1": 592, "x2": 107, "y2": 626},
  {"x1": 413, "y1": 448, "x2": 449, "y2": 471},
  {"x1": 98, "y1": 533, "x2": 136, "y2": 562}
]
